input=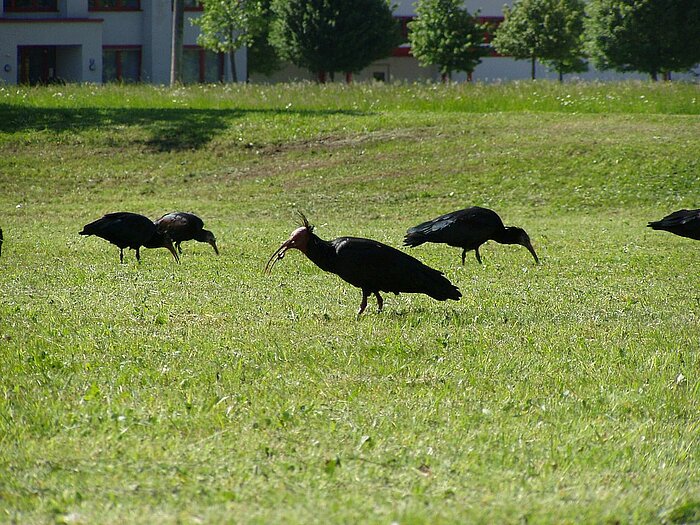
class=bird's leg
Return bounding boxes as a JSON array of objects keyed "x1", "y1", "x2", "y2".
[
  {"x1": 176, "y1": 242, "x2": 182, "y2": 254},
  {"x1": 375, "y1": 292, "x2": 384, "y2": 313},
  {"x1": 135, "y1": 247, "x2": 141, "y2": 262},
  {"x1": 475, "y1": 247, "x2": 483, "y2": 264},
  {"x1": 357, "y1": 290, "x2": 370, "y2": 317},
  {"x1": 461, "y1": 249, "x2": 467, "y2": 265},
  {"x1": 119, "y1": 248, "x2": 124, "y2": 264}
]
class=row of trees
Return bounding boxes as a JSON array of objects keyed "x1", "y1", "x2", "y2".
[
  {"x1": 411, "y1": 0, "x2": 700, "y2": 82},
  {"x1": 182, "y1": 0, "x2": 700, "y2": 83}
]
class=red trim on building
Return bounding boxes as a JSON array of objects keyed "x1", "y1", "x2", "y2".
[
  {"x1": 89, "y1": 0, "x2": 140, "y2": 11},
  {"x1": 4, "y1": 0, "x2": 58, "y2": 11},
  {"x1": 0, "y1": 17, "x2": 102, "y2": 22},
  {"x1": 392, "y1": 46, "x2": 412, "y2": 58}
]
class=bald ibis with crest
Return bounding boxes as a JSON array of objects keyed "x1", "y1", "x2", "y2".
[
  {"x1": 155, "y1": 212, "x2": 219, "y2": 255},
  {"x1": 265, "y1": 213, "x2": 461, "y2": 315},
  {"x1": 404, "y1": 206, "x2": 539, "y2": 265},
  {"x1": 647, "y1": 209, "x2": 700, "y2": 241},
  {"x1": 79, "y1": 212, "x2": 180, "y2": 263}
]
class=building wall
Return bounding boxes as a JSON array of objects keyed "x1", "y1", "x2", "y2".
[{"x1": 0, "y1": 0, "x2": 247, "y2": 85}]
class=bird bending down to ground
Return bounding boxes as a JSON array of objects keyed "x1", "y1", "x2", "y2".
[
  {"x1": 647, "y1": 209, "x2": 700, "y2": 241},
  {"x1": 404, "y1": 206, "x2": 539, "y2": 265},
  {"x1": 265, "y1": 213, "x2": 461, "y2": 315},
  {"x1": 80, "y1": 212, "x2": 180, "y2": 263},
  {"x1": 155, "y1": 212, "x2": 219, "y2": 255}
]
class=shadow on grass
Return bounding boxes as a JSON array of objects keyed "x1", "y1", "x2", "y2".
[{"x1": 0, "y1": 104, "x2": 368, "y2": 152}]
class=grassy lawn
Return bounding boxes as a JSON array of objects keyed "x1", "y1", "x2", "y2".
[{"x1": 0, "y1": 81, "x2": 699, "y2": 524}]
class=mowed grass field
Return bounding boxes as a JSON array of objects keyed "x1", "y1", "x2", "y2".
[{"x1": 1, "y1": 81, "x2": 699, "y2": 524}]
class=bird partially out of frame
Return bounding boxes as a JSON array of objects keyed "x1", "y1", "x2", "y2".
[{"x1": 647, "y1": 209, "x2": 700, "y2": 241}]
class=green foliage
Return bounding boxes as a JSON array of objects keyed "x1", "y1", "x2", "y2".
[
  {"x1": 194, "y1": 0, "x2": 264, "y2": 81},
  {"x1": 0, "y1": 83, "x2": 700, "y2": 523},
  {"x1": 247, "y1": 0, "x2": 283, "y2": 76},
  {"x1": 270, "y1": 0, "x2": 400, "y2": 80},
  {"x1": 587, "y1": 0, "x2": 700, "y2": 80},
  {"x1": 493, "y1": 0, "x2": 588, "y2": 80},
  {"x1": 409, "y1": 0, "x2": 487, "y2": 79}
]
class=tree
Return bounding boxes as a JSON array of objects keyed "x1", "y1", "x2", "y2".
[
  {"x1": 194, "y1": 0, "x2": 263, "y2": 82},
  {"x1": 587, "y1": 0, "x2": 700, "y2": 81},
  {"x1": 247, "y1": 0, "x2": 282, "y2": 77},
  {"x1": 408, "y1": 0, "x2": 487, "y2": 82},
  {"x1": 171, "y1": 0, "x2": 185, "y2": 85},
  {"x1": 271, "y1": 0, "x2": 400, "y2": 82},
  {"x1": 492, "y1": 0, "x2": 587, "y2": 81}
]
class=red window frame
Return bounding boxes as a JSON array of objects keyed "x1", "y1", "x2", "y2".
[
  {"x1": 89, "y1": 0, "x2": 140, "y2": 11},
  {"x1": 183, "y1": 45, "x2": 224, "y2": 83},
  {"x1": 476, "y1": 16, "x2": 505, "y2": 57},
  {"x1": 4, "y1": 0, "x2": 58, "y2": 11},
  {"x1": 103, "y1": 45, "x2": 142, "y2": 82}
]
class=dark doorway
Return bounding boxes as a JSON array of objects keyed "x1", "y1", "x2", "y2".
[{"x1": 18, "y1": 46, "x2": 57, "y2": 85}]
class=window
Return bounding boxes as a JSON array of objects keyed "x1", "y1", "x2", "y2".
[
  {"x1": 183, "y1": 47, "x2": 223, "y2": 84},
  {"x1": 171, "y1": 0, "x2": 202, "y2": 10},
  {"x1": 103, "y1": 47, "x2": 141, "y2": 83},
  {"x1": 395, "y1": 16, "x2": 414, "y2": 43},
  {"x1": 4, "y1": 0, "x2": 57, "y2": 10},
  {"x1": 476, "y1": 16, "x2": 504, "y2": 57},
  {"x1": 89, "y1": 0, "x2": 139, "y2": 10}
]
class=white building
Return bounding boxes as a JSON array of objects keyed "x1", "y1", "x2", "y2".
[{"x1": 0, "y1": 0, "x2": 246, "y2": 85}]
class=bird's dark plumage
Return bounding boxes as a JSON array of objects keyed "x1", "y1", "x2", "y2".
[
  {"x1": 80, "y1": 212, "x2": 179, "y2": 263},
  {"x1": 404, "y1": 206, "x2": 539, "y2": 265},
  {"x1": 647, "y1": 209, "x2": 700, "y2": 240},
  {"x1": 0, "y1": 227, "x2": 3, "y2": 258},
  {"x1": 266, "y1": 214, "x2": 461, "y2": 315},
  {"x1": 155, "y1": 212, "x2": 219, "y2": 255}
]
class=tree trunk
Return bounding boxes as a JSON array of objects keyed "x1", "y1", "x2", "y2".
[
  {"x1": 441, "y1": 72, "x2": 448, "y2": 83},
  {"x1": 663, "y1": 71, "x2": 671, "y2": 81},
  {"x1": 467, "y1": 71, "x2": 473, "y2": 82},
  {"x1": 170, "y1": 0, "x2": 184, "y2": 85},
  {"x1": 318, "y1": 71, "x2": 327, "y2": 83},
  {"x1": 531, "y1": 56, "x2": 536, "y2": 80},
  {"x1": 228, "y1": 28, "x2": 238, "y2": 83},
  {"x1": 345, "y1": 72, "x2": 352, "y2": 84},
  {"x1": 558, "y1": 69, "x2": 563, "y2": 83},
  {"x1": 229, "y1": 51, "x2": 238, "y2": 83},
  {"x1": 650, "y1": 71, "x2": 658, "y2": 81}
]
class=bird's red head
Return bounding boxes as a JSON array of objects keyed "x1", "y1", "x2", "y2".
[{"x1": 265, "y1": 213, "x2": 314, "y2": 273}]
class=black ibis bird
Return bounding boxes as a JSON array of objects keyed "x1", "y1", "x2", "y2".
[
  {"x1": 79, "y1": 212, "x2": 180, "y2": 263},
  {"x1": 155, "y1": 212, "x2": 219, "y2": 255},
  {"x1": 404, "y1": 206, "x2": 539, "y2": 265},
  {"x1": 0, "y1": 227, "x2": 3, "y2": 258},
  {"x1": 647, "y1": 209, "x2": 700, "y2": 240},
  {"x1": 265, "y1": 214, "x2": 461, "y2": 315}
]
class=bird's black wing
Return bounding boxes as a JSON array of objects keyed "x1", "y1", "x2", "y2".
[
  {"x1": 331, "y1": 237, "x2": 461, "y2": 301},
  {"x1": 405, "y1": 207, "x2": 502, "y2": 248},
  {"x1": 80, "y1": 212, "x2": 155, "y2": 247},
  {"x1": 648, "y1": 209, "x2": 700, "y2": 240},
  {"x1": 155, "y1": 212, "x2": 202, "y2": 241}
]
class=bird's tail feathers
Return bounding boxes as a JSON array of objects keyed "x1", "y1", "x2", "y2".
[
  {"x1": 403, "y1": 230, "x2": 429, "y2": 247},
  {"x1": 413, "y1": 266, "x2": 461, "y2": 301}
]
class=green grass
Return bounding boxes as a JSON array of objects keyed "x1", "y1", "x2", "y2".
[{"x1": 1, "y1": 82, "x2": 699, "y2": 524}]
